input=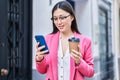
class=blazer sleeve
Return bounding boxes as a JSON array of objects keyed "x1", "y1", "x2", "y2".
[
  {"x1": 36, "y1": 56, "x2": 48, "y2": 74},
  {"x1": 76, "y1": 38, "x2": 94, "y2": 77}
]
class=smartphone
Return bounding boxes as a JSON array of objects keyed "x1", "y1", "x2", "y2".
[{"x1": 35, "y1": 35, "x2": 49, "y2": 54}]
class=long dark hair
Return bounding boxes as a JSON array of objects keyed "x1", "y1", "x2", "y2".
[{"x1": 51, "y1": 1, "x2": 80, "y2": 34}]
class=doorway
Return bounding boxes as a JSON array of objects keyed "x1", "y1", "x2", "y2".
[{"x1": 0, "y1": 0, "x2": 32, "y2": 80}]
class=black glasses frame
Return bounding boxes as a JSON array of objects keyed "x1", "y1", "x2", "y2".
[{"x1": 51, "y1": 15, "x2": 71, "y2": 21}]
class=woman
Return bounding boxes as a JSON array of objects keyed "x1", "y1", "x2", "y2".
[{"x1": 35, "y1": 1, "x2": 94, "y2": 80}]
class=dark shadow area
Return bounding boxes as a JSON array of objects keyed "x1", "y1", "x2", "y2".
[{"x1": 0, "y1": 0, "x2": 32, "y2": 80}]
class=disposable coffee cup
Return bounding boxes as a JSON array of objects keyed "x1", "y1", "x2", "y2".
[{"x1": 68, "y1": 37, "x2": 80, "y2": 53}]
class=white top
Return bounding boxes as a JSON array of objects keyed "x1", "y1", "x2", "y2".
[{"x1": 58, "y1": 39, "x2": 70, "y2": 80}]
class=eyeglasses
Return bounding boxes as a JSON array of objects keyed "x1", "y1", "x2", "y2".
[{"x1": 51, "y1": 15, "x2": 70, "y2": 22}]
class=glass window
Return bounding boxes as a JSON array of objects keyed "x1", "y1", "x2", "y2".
[{"x1": 98, "y1": 3, "x2": 114, "y2": 79}]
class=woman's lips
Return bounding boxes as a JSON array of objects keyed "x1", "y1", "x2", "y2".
[{"x1": 58, "y1": 26, "x2": 64, "y2": 30}]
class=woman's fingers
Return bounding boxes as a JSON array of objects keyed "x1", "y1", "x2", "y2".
[
  {"x1": 70, "y1": 49, "x2": 81, "y2": 65},
  {"x1": 35, "y1": 47, "x2": 48, "y2": 62},
  {"x1": 36, "y1": 45, "x2": 45, "y2": 52},
  {"x1": 36, "y1": 42, "x2": 39, "y2": 48},
  {"x1": 36, "y1": 50, "x2": 49, "y2": 55},
  {"x1": 71, "y1": 49, "x2": 81, "y2": 57},
  {"x1": 35, "y1": 42, "x2": 49, "y2": 62}
]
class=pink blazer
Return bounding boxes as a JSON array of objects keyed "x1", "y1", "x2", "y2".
[{"x1": 36, "y1": 32, "x2": 94, "y2": 80}]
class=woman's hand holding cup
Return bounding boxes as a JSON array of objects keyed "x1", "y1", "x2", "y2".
[{"x1": 68, "y1": 37, "x2": 81, "y2": 65}]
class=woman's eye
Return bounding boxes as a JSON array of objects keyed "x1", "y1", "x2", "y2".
[
  {"x1": 54, "y1": 18, "x2": 58, "y2": 21},
  {"x1": 60, "y1": 17, "x2": 65, "y2": 20}
]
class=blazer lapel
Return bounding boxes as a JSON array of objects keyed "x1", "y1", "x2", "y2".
[{"x1": 50, "y1": 32, "x2": 60, "y2": 80}]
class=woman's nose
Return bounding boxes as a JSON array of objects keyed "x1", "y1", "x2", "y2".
[{"x1": 57, "y1": 18, "x2": 62, "y2": 24}]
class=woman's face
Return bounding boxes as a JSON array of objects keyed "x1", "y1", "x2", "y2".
[{"x1": 53, "y1": 8, "x2": 74, "y2": 33}]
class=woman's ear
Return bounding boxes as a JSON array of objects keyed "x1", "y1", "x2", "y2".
[{"x1": 70, "y1": 15, "x2": 74, "y2": 21}]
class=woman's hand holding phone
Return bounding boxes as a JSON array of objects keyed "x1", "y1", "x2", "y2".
[
  {"x1": 35, "y1": 42, "x2": 49, "y2": 62},
  {"x1": 35, "y1": 35, "x2": 49, "y2": 62}
]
